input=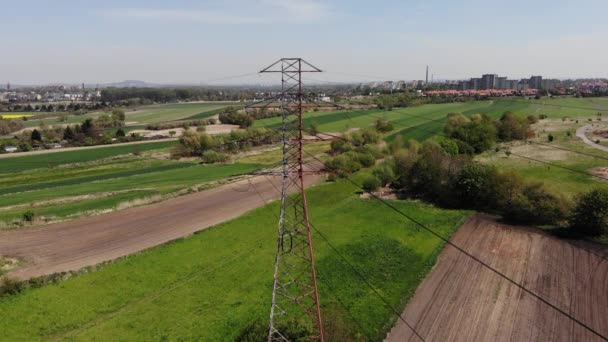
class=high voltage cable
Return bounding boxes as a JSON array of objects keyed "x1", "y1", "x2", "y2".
[
  {"x1": 304, "y1": 98, "x2": 608, "y2": 183},
  {"x1": 246, "y1": 171, "x2": 376, "y2": 342},
  {"x1": 301, "y1": 150, "x2": 608, "y2": 341},
  {"x1": 1, "y1": 95, "x2": 280, "y2": 168},
  {"x1": 253, "y1": 171, "x2": 420, "y2": 341}
]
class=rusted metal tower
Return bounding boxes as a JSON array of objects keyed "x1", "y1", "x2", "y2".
[{"x1": 260, "y1": 58, "x2": 324, "y2": 342}]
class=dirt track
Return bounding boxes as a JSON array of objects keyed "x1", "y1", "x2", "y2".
[
  {"x1": 387, "y1": 214, "x2": 608, "y2": 342},
  {"x1": 0, "y1": 174, "x2": 317, "y2": 280}
]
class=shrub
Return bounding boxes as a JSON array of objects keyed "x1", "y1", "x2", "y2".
[
  {"x1": 570, "y1": 189, "x2": 608, "y2": 236},
  {"x1": 548, "y1": 134, "x2": 554, "y2": 142},
  {"x1": 438, "y1": 138, "x2": 459, "y2": 156},
  {"x1": 23, "y1": 210, "x2": 35, "y2": 222},
  {"x1": 527, "y1": 115, "x2": 539, "y2": 124},
  {"x1": 0, "y1": 277, "x2": 24, "y2": 297},
  {"x1": 497, "y1": 111, "x2": 530, "y2": 141},
  {"x1": 372, "y1": 162, "x2": 396, "y2": 187},
  {"x1": 505, "y1": 183, "x2": 570, "y2": 225},
  {"x1": 201, "y1": 150, "x2": 228, "y2": 164},
  {"x1": 451, "y1": 163, "x2": 498, "y2": 209},
  {"x1": 325, "y1": 154, "x2": 361, "y2": 177},
  {"x1": 375, "y1": 119, "x2": 394, "y2": 133},
  {"x1": 219, "y1": 109, "x2": 254, "y2": 128},
  {"x1": 352, "y1": 152, "x2": 375, "y2": 168},
  {"x1": 329, "y1": 140, "x2": 353, "y2": 155},
  {"x1": 362, "y1": 175, "x2": 381, "y2": 192}
]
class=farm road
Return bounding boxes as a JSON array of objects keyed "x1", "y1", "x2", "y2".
[
  {"x1": 0, "y1": 173, "x2": 322, "y2": 280},
  {"x1": 576, "y1": 124, "x2": 608, "y2": 153},
  {"x1": 386, "y1": 214, "x2": 608, "y2": 342}
]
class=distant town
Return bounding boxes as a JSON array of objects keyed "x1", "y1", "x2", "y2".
[
  {"x1": 1, "y1": 74, "x2": 608, "y2": 106},
  {"x1": 359, "y1": 74, "x2": 608, "y2": 97}
]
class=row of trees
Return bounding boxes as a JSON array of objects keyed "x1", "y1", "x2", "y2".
[
  {"x1": 359, "y1": 139, "x2": 607, "y2": 236},
  {"x1": 1, "y1": 102, "x2": 111, "y2": 113},
  {"x1": 100, "y1": 87, "x2": 256, "y2": 103},
  {"x1": 171, "y1": 127, "x2": 281, "y2": 163},
  {"x1": 1, "y1": 109, "x2": 132, "y2": 152}
]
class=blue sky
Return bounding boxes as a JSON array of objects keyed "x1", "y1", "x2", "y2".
[{"x1": 1, "y1": 0, "x2": 607, "y2": 84}]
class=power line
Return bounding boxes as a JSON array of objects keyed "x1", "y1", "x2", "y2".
[
  {"x1": 302, "y1": 98, "x2": 608, "y2": 183},
  {"x1": 245, "y1": 173, "x2": 375, "y2": 342},
  {"x1": 252, "y1": 171, "x2": 424, "y2": 342},
  {"x1": 302, "y1": 150, "x2": 608, "y2": 341}
]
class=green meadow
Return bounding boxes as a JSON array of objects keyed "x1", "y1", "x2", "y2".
[{"x1": 0, "y1": 175, "x2": 470, "y2": 341}]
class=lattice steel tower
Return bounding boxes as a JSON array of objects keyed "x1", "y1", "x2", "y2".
[{"x1": 260, "y1": 58, "x2": 324, "y2": 342}]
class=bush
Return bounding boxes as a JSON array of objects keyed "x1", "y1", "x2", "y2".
[
  {"x1": 451, "y1": 163, "x2": 499, "y2": 209},
  {"x1": 548, "y1": 134, "x2": 554, "y2": 142},
  {"x1": 330, "y1": 140, "x2": 353, "y2": 155},
  {"x1": 570, "y1": 189, "x2": 608, "y2": 236},
  {"x1": 372, "y1": 162, "x2": 396, "y2": 186},
  {"x1": 0, "y1": 277, "x2": 24, "y2": 297},
  {"x1": 325, "y1": 154, "x2": 361, "y2": 177},
  {"x1": 375, "y1": 119, "x2": 394, "y2": 133},
  {"x1": 505, "y1": 183, "x2": 570, "y2": 225},
  {"x1": 497, "y1": 111, "x2": 530, "y2": 141},
  {"x1": 201, "y1": 150, "x2": 228, "y2": 164},
  {"x1": 438, "y1": 137, "x2": 459, "y2": 156},
  {"x1": 23, "y1": 210, "x2": 35, "y2": 222},
  {"x1": 362, "y1": 175, "x2": 381, "y2": 192},
  {"x1": 219, "y1": 109, "x2": 254, "y2": 128},
  {"x1": 527, "y1": 115, "x2": 539, "y2": 124}
]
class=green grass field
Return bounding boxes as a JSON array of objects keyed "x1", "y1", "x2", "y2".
[
  {"x1": 0, "y1": 176, "x2": 470, "y2": 341},
  {"x1": 0, "y1": 158, "x2": 261, "y2": 225},
  {"x1": 254, "y1": 97, "x2": 608, "y2": 144},
  {"x1": 0, "y1": 140, "x2": 177, "y2": 174},
  {"x1": 14, "y1": 102, "x2": 244, "y2": 129},
  {"x1": 0, "y1": 140, "x2": 266, "y2": 226}
]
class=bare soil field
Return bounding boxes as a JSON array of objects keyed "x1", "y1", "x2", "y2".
[
  {"x1": 0, "y1": 173, "x2": 323, "y2": 280},
  {"x1": 387, "y1": 214, "x2": 608, "y2": 342}
]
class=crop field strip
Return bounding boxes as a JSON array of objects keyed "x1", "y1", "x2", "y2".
[
  {"x1": 0, "y1": 140, "x2": 177, "y2": 173},
  {"x1": 0, "y1": 162, "x2": 195, "y2": 196}
]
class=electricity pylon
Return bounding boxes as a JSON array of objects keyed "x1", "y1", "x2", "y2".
[{"x1": 260, "y1": 58, "x2": 324, "y2": 342}]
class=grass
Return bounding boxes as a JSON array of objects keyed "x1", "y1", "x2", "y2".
[
  {"x1": 0, "y1": 176, "x2": 470, "y2": 341},
  {"x1": 0, "y1": 161, "x2": 262, "y2": 225},
  {"x1": 0, "y1": 140, "x2": 177, "y2": 174},
  {"x1": 16, "y1": 102, "x2": 244, "y2": 128}
]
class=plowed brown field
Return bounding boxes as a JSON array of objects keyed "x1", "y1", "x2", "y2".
[{"x1": 387, "y1": 214, "x2": 608, "y2": 342}]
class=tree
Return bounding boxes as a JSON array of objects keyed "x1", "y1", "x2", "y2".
[
  {"x1": 178, "y1": 130, "x2": 202, "y2": 156},
  {"x1": 63, "y1": 126, "x2": 75, "y2": 140},
  {"x1": 111, "y1": 108, "x2": 126, "y2": 127},
  {"x1": 444, "y1": 113, "x2": 496, "y2": 153},
  {"x1": 571, "y1": 189, "x2": 608, "y2": 236},
  {"x1": 81, "y1": 118, "x2": 98, "y2": 137},
  {"x1": 31, "y1": 129, "x2": 42, "y2": 142},
  {"x1": 115, "y1": 128, "x2": 126, "y2": 137},
  {"x1": 497, "y1": 111, "x2": 530, "y2": 141}
]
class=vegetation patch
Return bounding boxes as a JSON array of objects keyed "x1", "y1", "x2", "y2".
[{"x1": 0, "y1": 178, "x2": 469, "y2": 341}]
